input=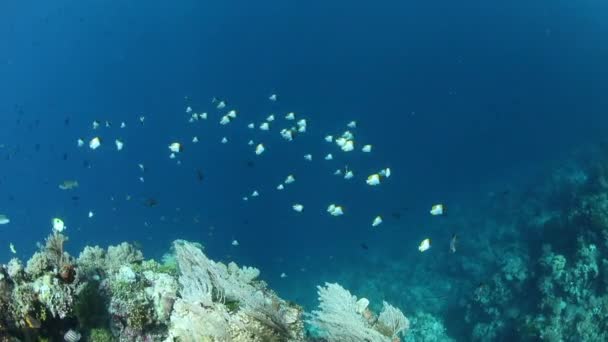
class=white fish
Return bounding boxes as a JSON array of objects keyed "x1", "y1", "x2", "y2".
[
  {"x1": 259, "y1": 122, "x2": 270, "y2": 131},
  {"x1": 220, "y1": 115, "x2": 230, "y2": 125},
  {"x1": 325, "y1": 135, "x2": 333, "y2": 143},
  {"x1": 361, "y1": 144, "x2": 372, "y2": 153},
  {"x1": 105, "y1": 120, "x2": 111, "y2": 128},
  {"x1": 138, "y1": 163, "x2": 145, "y2": 172},
  {"x1": 88, "y1": 211, "x2": 94, "y2": 218},
  {"x1": 192, "y1": 136, "x2": 199, "y2": 143},
  {"x1": 277, "y1": 184, "x2": 285, "y2": 190},
  {"x1": 269, "y1": 94, "x2": 277, "y2": 102},
  {"x1": 304, "y1": 154, "x2": 312, "y2": 161},
  {"x1": 418, "y1": 238, "x2": 431, "y2": 252},
  {"x1": 248, "y1": 140, "x2": 255, "y2": 146},
  {"x1": 255, "y1": 144, "x2": 265, "y2": 155},
  {"x1": 232, "y1": 239, "x2": 239, "y2": 246},
  {"x1": 296, "y1": 119, "x2": 307, "y2": 133},
  {"x1": 335, "y1": 137, "x2": 347, "y2": 147},
  {"x1": 243, "y1": 197, "x2": 249, "y2": 201},
  {"x1": 200, "y1": 113, "x2": 208, "y2": 120},
  {"x1": 342, "y1": 131, "x2": 354, "y2": 140},
  {"x1": 430, "y1": 204, "x2": 444, "y2": 216},
  {"x1": 77, "y1": 139, "x2": 84, "y2": 147},
  {"x1": 0, "y1": 214, "x2": 10, "y2": 225},
  {"x1": 227, "y1": 110, "x2": 237, "y2": 119},
  {"x1": 221, "y1": 137, "x2": 228, "y2": 144},
  {"x1": 120, "y1": 122, "x2": 126, "y2": 128},
  {"x1": 284, "y1": 175, "x2": 295, "y2": 184},
  {"x1": 347, "y1": 121, "x2": 357, "y2": 128},
  {"x1": 380, "y1": 168, "x2": 391, "y2": 178},
  {"x1": 366, "y1": 174, "x2": 380, "y2": 186},
  {"x1": 266, "y1": 114, "x2": 275, "y2": 122},
  {"x1": 280, "y1": 272, "x2": 287, "y2": 278},
  {"x1": 324, "y1": 153, "x2": 333, "y2": 161},
  {"x1": 52, "y1": 218, "x2": 66, "y2": 233},
  {"x1": 327, "y1": 204, "x2": 344, "y2": 216},
  {"x1": 186, "y1": 106, "x2": 193, "y2": 113},
  {"x1": 216, "y1": 101, "x2": 226, "y2": 109},
  {"x1": 169, "y1": 153, "x2": 176, "y2": 159},
  {"x1": 9, "y1": 243, "x2": 16, "y2": 254},
  {"x1": 292, "y1": 204, "x2": 304, "y2": 212},
  {"x1": 139, "y1": 116, "x2": 145, "y2": 124},
  {"x1": 139, "y1": 176, "x2": 145, "y2": 183},
  {"x1": 285, "y1": 112, "x2": 295, "y2": 120},
  {"x1": 280, "y1": 129, "x2": 293, "y2": 141},
  {"x1": 92, "y1": 120, "x2": 100, "y2": 130},
  {"x1": 115, "y1": 139, "x2": 124, "y2": 151},
  {"x1": 344, "y1": 170, "x2": 354, "y2": 180},
  {"x1": 372, "y1": 216, "x2": 382, "y2": 227},
  {"x1": 251, "y1": 190, "x2": 259, "y2": 197},
  {"x1": 247, "y1": 123, "x2": 255, "y2": 129},
  {"x1": 168, "y1": 142, "x2": 182, "y2": 153},
  {"x1": 89, "y1": 137, "x2": 101, "y2": 150},
  {"x1": 334, "y1": 169, "x2": 342, "y2": 176},
  {"x1": 341, "y1": 140, "x2": 354, "y2": 152}
]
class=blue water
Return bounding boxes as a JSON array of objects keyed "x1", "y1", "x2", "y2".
[{"x1": 1, "y1": 0, "x2": 608, "y2": 337}]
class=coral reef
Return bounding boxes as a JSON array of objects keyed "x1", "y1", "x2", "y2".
[{"x1": 307, "y1": 282, "x2": 409, "y2": 342}]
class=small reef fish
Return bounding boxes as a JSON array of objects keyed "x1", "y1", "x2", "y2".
[
  {"x1": 304, "y1": 154, "x2": 312, "y2": 161},
  {"x1": 232, "y1": 240, "x2": 239, "y2": 246},
  {"x1": 361, "y1": 144, "x2": 372, "y2": 153},
  {"x1": 285, "y1": 112, "x2": 295, "y2": 120},
  {"x1": 52, "y1": 218, "x2": 66, "y2": 233},
  {"x1": 269, "y1": 94, "x2": 277, "y2": 102},
  {"x1": 450, "y1": 234, "x2": 458, "y2": 253},
  {"x1": 284, "y1": 175, "x2": 295, "y2": 184},
  {"x1": 327, "y1": 204, "x2": 344, "y2": 216},
  {"x1": 24, "y1": 314, "x2": 41, "y2": 329},
  {"x1": 168, "y1": 142, "x2": 182, "y2": 153},
  {"x1": 9, "y1": 243, "x2": 16, "y2": 254},
  {"x1": 89, "y1": 137, "x2": 101, "y2": 150},
  {"x1": 255, "y1": 144, "x2": 265, "y2": 155},
  {"x1": 372, "y1": 216, "x2": 382, "y2": 227},
  {"x1": 418, "y1": 238, "x2": 431, "y2": 252},
  {"x1": 0, "y1": 214, "x2": 10, "y2": 225},
  {"x1": 59, "y1": 180, "x2": 79, "y2": 190},
  {"x1": 292, "y1": 204, "x2": 304, "y2": 212},
  {"x1": 430, "y1": 204, "x2": 444, "y2": 216},
  {"x1": 347, "y1": 121, "x2": 357, "y2": 128},
  {"x1": 115, "y1": 139, "x2": 124, "y2": 151}
]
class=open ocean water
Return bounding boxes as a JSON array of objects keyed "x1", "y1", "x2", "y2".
[{"x1": 1, "y1": 0, "x2": 608, "y2": 341}]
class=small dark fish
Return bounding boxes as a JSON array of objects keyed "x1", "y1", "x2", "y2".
[
  {"x1": 62, "y1": 153, "x2": 68, "y2": 161},
  {"x1": 360, "y1": 243, "x2": 369, "y2": 250},
  {"x1": 449, "y1": 234, "x2": 458, "y2": 253},
  {"x1": 71, "y1": 196, "x2": 80, "y2": 201},
  {"x1": 144, "y1": 198, "x2": 158, "y2": 207},
  {"x1": 83, "y1": 160, "x2": 91, "y2": 168},
  {"x1": 196, "y1": 169, "x2": 205, "y2": 183},
  {"x1": 64, "y1": 117, "x2": 70, "y2": 126},
  {"x1": 246, "y1": 160, "x2": 255, "y2": 168}
]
